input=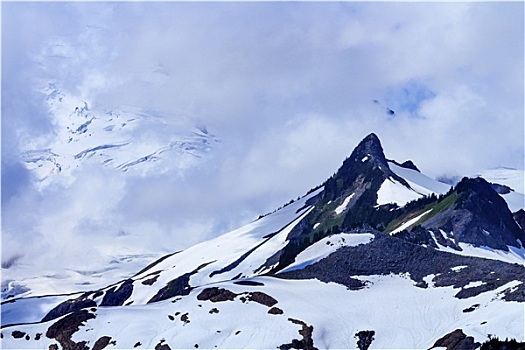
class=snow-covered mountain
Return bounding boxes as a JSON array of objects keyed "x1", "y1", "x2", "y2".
[
  {"x1": 3, "y1": 134, "x2": 524, "y2": 349},
  {"x1": 20, "y1": 83, "x2": 219, "y2": 189}
]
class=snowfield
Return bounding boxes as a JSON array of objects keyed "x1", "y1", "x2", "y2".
[
  {"x1": 389, "y1": 162, "x2": 451, "y2": 196},
  {"x1": 377, "y1": 162, "x2": 451, "y2": 207},
  {"x1": 2, "y1": 275, "x2": 523, "y2": 349}
]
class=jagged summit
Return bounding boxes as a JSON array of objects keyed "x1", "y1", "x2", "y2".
[
  {"x1": 323, "y1": 133, "x2": 409, "y2": 201},
  {"x1": 349, "y1": 133, "x2": 385, "y2": 163},
  {"x1": 338, "y1": 133, "x2": 390, "y2": 175}
]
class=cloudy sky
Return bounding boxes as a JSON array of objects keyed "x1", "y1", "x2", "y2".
[{"x1": 2, "y1": 2, "x2": 524, "y2": 275}]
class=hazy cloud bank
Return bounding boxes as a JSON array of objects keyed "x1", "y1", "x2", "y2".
[{"x1": 2, "y1": 2, "x2": 523, "y2": 275}]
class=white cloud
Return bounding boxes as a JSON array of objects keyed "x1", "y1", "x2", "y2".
[{"x1": 2, "y1": 2, "x2": 523, "y2": 288}]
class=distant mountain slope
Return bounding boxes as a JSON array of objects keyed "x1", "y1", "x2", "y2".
[{"x1": 20, "y1": 84, "x2": 219, "y2": 188}]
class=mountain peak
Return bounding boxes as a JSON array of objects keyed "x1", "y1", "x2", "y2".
[{"x1": 349, "y1": 133, "x2": 386, "y2": 163}]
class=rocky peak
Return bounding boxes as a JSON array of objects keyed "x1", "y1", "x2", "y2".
[
  {"x1": 422, "y1": 177, "x2": 525, "y2": 250},
  {"x1": 327, "y1": 133, "x2": 410, "y2": 196},
  {"x1": 455, "y1": 177, "x2": 500, "y2": 199},
  {"x1": 347, "y1": 133, "x2": 388, "y2": 168}
]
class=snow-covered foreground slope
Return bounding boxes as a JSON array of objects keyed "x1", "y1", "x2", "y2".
[
  {"x1": 126, "y1": 188, "x2": 321, "y2": 305},
  {"x1": 3, "y1": 275, "x2": 523, "y2": 349},
  {"x1": 1, "y1": 189, "x2": 323, "y2": 327}
]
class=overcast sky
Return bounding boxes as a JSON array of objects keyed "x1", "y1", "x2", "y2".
[{"x1": 2, "y1": 2, "x2": 524, "y2": 273}]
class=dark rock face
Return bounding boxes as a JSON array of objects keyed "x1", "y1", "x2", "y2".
[
  {"x1": 141, "y1": 273, "x2": 160, "y2": 286},
  {"x1": 490, "y1": 183, "x2": 513, "y2": 195},
  {"x1": 180, "y1": 313, "x2": 190, "y2": 324},
  {"x1": 269, "y1": 134, "x2": 410, "y2": 271},
  {"x1": 445, "y1": 177, "x2": 525, "y2": 250},
  {"x1": 480, "y1": 335, "x2": 525, "y2": 349},
  {"x1": 46, "y1": 309, "x2": 96, "y2": 350},
  {"x1": 196, "y1": 287, "x2": 237, "y2": 302},
  {"x1": 100, "y1": 279, "x2": 133, "y2": 306},
  {"x1": 322, "y1": 133, "x2": 409, "y2": 203},
  {"x1": 278, "y1": 318, "x2": 317, "y2": 350},
  {"x1": 400, "y1": 160, "x2": 420, "y2": 172},
  {"x1": 233, "y1": 280, "x2": 265, "y2": 286},
  {"x1": 268, "y1": 307, "x2": 284, "y2": 315},
  {"x1": 395, "y1": 226, "x2": 438, "y2": 248},
  {"x1": 462, "y1": 304, "x2": 480, "y2": 313},
  {"x1": 394, "y1": 177, "x2": 524, "y2": 252},
  {"x1": 246, "y1": 292, "x2": 278, "y2": 307},
  {"x1": 501, "y1": 282, "x2": 525, "y2": 302},
  {"x1": 388, "y1": 159, "x2": 420, "y2": 172},
  {"x1": 514, "y1": 209, "x2": 525, "y2": 232},
  {"x1": 432, "y1": 329, "x2": 480, "y2": 350},
  {"x1": 148, "y1": 273, "x2": 193, "y2": 303},
  {"x1": 42, "y1": 279, "x2": 133, "y2": 322},
  {"x1": 355, "y1": 330, "x2": 375, "y2": 350},
  {"x1": 265, "y1": 135, "x2": 524, "y2": 276},
  {"x1": 11, "y1": 330, "x2": 26, "y2": 339},
  {"x1": 278, "y1": 233, "x2": 525, "y2": 300},
  {"x1": 92, "y1": 336, "x2": 112, "y2": 350},
  {"x1": 155, "y1": 341, "x2": 172, "y2": 350},
  {"x1": 42, "y1": 295, "x2": 97, "y2": 323}
]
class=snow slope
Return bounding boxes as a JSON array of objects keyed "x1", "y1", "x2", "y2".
[
  {"x1": 3, "y1": 275, "x2": 523, "y2": 349},
  {"x1": 377, "y1": 162, "x2": 450, "y2": 207},
  {"x1": 435, "y1": 240, "x2": 525, "y2": 266},
  {"x1": 127, "y1": 188, "x2": 322, "y2": 305},
  {"x1": 2, "y1": 188, "x2": 324, "y2": 327},
  {"x1": 389, "y1": 162, "x2": 451, "y2": 195}
]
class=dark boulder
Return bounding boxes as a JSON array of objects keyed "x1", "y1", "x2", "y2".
[
  {"x1": 42, "y1": 295, "x2": 97, "y2": 323},
  {"x1": 431, "y1": 329, "x2": 480, "y2": 350}
]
